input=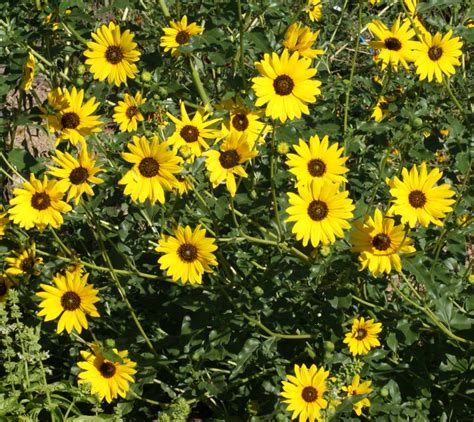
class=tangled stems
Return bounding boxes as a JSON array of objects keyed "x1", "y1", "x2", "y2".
[
  {"x1": 81, "y1": 202, "x2": 158, "y2": 356},
  {"x1": 392, "y1": 273, "x2": 471, "y2": 345},
  {"x1": 342, "y1": 0, "x2": 363, "y2": 143}
]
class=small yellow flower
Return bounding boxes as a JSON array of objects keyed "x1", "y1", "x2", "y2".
[
  {"x1": 20, "y1": 52, "x2": 35, "y2": 91},
  {"x1": 343, "y1": 317, "x2": 382, "y2": 356},
  {"x1": 306, "y1": 0, "x2": 322, "y2": 22},
  {"x1": 341, "y1": 374, "x2": 373, "y2": 416},
  {"x1": 0, "y1": 206, "x2": 8, "y2": 238},
  {"x1": 283, "y1": 22, "x2": 324, "y2": 59},
  {"x1": 5, "y1": 241, "x2": 43, "y2": 277},
  {"x1": 277, "y1": 142, "x2": 290, "y2": 155},
  {"x1": 435, "y1": 150, "x2": 448, "y2": 163},
  {"x1": 439, "y1": 128, "x2": 449, "y2": 137},
  {"x1": 371, "y1": 96, "x2": 389, "y2": 122},
  {"x1": 160, "y1": 16, "x2": 203, "y2": 56},
  {"x1": 113, "y1": 92, "x2": 146, "y2": 132},
  {"x1": 173, "y1": 174, "x2": 193, "y2": 196},
  {"x1": 78, "y1": 345, "x2": 137, "y2": 403},
  {"x1": 456, "y1": 213, "x2": 470, "y2": 227}
]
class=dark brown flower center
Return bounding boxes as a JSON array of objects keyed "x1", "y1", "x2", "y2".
[
  {"x1": 180, "y1": 125, "x2": 199, "y2": 143},
  {"x1": 126, "y1": 106, "x2": 138, "y2": 118},
  {"x1": 307, "y1": 200, "x2": 328, "y2": 221},
  {"x1": 31, "y1": 192, "x2": 51, "y2": 210},
  {"x1": 384, "y1": 37, "x2": 402, "y2": 51},
  {"x1": 372, "y1": 233, "x2": 391, "y2": 251},
  {"x1": 273, "y1": 75, "x2": 294, "y2": 96},
  {"x1": 21, "y1": 257, "x2": 35, "y2": 272},
  {"x1": 355, "y1": 328, "x2": 367, "y2": 340},
  {"x1": 178, "y1": 243, "x2": 198, "y2": 262},
  {"x1": 99, "y1": 361, "x2": 117, "y2": 378},
  {"x1": 105, "y1": 46, "x2": 124, "y2": 64},
  {"x1": 302, "y1": 386, "x2": 318, "y2": 403},
  {"x1": 231, "y1": 113, "x2": 249, "y2": 131},
  {"x1": 61, "y1": 112, "x2": 80, "y2": 129},
  {"x1": 428, "y1": 46, "x2": 443, "y2": 61},
  {"x1": 307, "y1": 159, "x2": 326, "y2": 177},
  {"x1": 175, "y1": 30, "x2": 190, "y2": 45},
  {"x1": 69, "y1": 167, "x2": 89, "y2": 185},
  {"x1": 408, "y1": 190, "x2": 427, "y2": 208},
  {"x1": 138, "y1": 157, "x2": 160, "y2": 178},
  {"x1": 0, "y1": 281, "x2": 7, "y2": 296},
  {"x1": 60, "y1": 291, "x2": 81, "y2": 311},
  {"x1": 219, "y1": 150, "x2": 240, "y2": 169}
]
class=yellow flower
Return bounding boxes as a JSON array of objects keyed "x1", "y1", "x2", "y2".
[
  {"x1": 0, "y1": 274, "x2": 12, "y2": 304},
  {"x1": 47, "y1": 148, "x2": 104, "y2": 205},
  {"x1": 156, "y1": 225, "x2": 218, "y2": 285},
  {"x1": 20, "y1": 52, "x2": 35, "y2": 91},
  {"x1": 203, "y1": 132, "x2": 257, "y2": 197},
  {"x1": 78, "y1": 346, "x2": 137, "y2": 403},
  {"x1": 343, "y1": 317, "x2": 382, "y2": 356},
  {"x1": 37, "y1": 271, "x2": 100, "y2": 334},
  {"x1": 218, "y1": 100, "x2": 269, "y2": 148},
  {"x1": 173, "y1": 174, "x2": 193, "y2": 196},
  {"x1": 0, "y1": 206, "x2": 8, "y2": 238},
  {"x1": 413, "y1": 31, "x2": 463, "y2": 83},
  {"x1": 283, "y1": 22, "x2": 324, "y2": 59},
  {"x1": 341, "y1": 374, "x2": 373, "y2": 416},
  {"x1": 84, "y1": 22, "x2": 140, "y2": 86},
  {"x1": 371, "y1": 96, "x2": 389, "y2": 122},
  {"x1": 5, "y1": 241, "x2": 43, "y2": 277},
  {"x1": 387, "y1": 162, "x2": 456, "y2": 228},
  {"x1": 439, "y1": 128, "x2": 449, "y2": 137},
  {"x1": 403, "y1": 0, "x2": 430, "y2": 39},
  {"x1": 281, "y1": 363, "x2": 329, "y2": 422},
  {"x1": 435, "y1": 149, "x2": 448, "y2": 163},
  {"x1": 277, "y1": 142, "x2": 290, "y2": 155},
  {"x1": 350, "y1": 209, "x2": 416, "y2": 276},
  {"x1": 113, "y1": 92, "x2": 146, "y2": 132},
  {"x1": 456, "y1": 213, "x2": 470, "y2": 227},
  {"x1": 160, "y1": 15, "x2": 203, "y2": 56},
  {"x1": 306, "y1": 0, "x2": 322, "y2": 22},
  {"x1": 368, "y1": 17, "x2": 418, "y2": 71},
  {"x1": 167, "y1": 102, "x2": 220, "y2": 161},
  {"x1": 119, "y1": 135, "x2": 182, "y2": 204},
  {"x1": 252, "y1": 49, "x2": 321, "y2": 123},
  {"x1": 8, "y1": 174, "x2": 72, "y2": 230},
  {"x1": 45, "y1": 87, "x2": 102, "y2": 147},
  {"x1": 286, "y1": 181, "x2": 355, "y2": 247},
  {"x1": 286, "y1": 134, "x2": 349, "y2": 187},
  {"x1": 369, "y1": 0, "x2": 381, "y2": 4}
]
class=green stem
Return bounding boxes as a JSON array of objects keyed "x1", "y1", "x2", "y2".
[
  {"x1": 189, "y1": 56, "x2": 211, "y2": 106},
  {"x1": 442, "y1": 78, "x2": 466, "y2": 117},
  {"x1": 269, "y1": 123, "x2": 283, "y2": 240},
  {"x1": 236, "y1": 0, "x2": 245, "y2": 85},
  {"x1": 393, "y1": 274, "x2": 471, "y2": 344},
  {"x1": 50, "y1": 227, "x2": 74, "y2": 257},
  {"x1": 61, "y1": 22, "x2": 88, "y2": 44},
  {"x1": 158, "y1": 0, "x2": 171, "y2": 19},
  {"x1": 343, "y1": 0, "x2": 363, "y2": 143}
]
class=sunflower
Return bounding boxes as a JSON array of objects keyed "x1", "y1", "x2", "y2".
[
  {"x1": 20, "y1": 52, "x2": 35, "y2": 91},
  {"x1": 119, "y1": 135, "x2": 182, "y2": 204},
  {"x1": 84, "y1": 22, "x2": 140, "y2": 87},
  {"x1": 283, "y1": 22, "x2": 324, "y2": 59},
  {"x1": 252, "y1": 49, "x2": 321, "y2": 123},
  {"x1": 37, "y1": 270, "x2": 100, "y2": 334},
  {"x1": 403, "y1": 0, "x2": 430, "y2": 39},
  {"x1": 167, "y1": 102, "x2": 220, "y2": 161},
  {"x1": 46, "y1": 87, "x2": 102, "y2": 147},
  {"x1": 48, "y1": 148, "x2": 104, "y2": 205},
  {"x1": 203, "y1": 132, "x2": 258, "y2": 197},
  {"x1": 0, "y1": 274, "x2": 12, "y2": 304},
  {"x1": 306, "y1": 0, "x2": 322, "y2": 22},
  {"x1": 350, "y1": 209, "x2": 415, "y2": 277},
  {"x1": 113, "y1": 92, "x2": 146, "y2": 132},
  {"x1": 281, "y1": 363, "x2": 329, "y2": 422},
  {"x1": 173, "y1": 174, "x2": 193, "y2": 196},
  {"x1": 371, "y1": 96, "x2": 389, "y2": 122},
  {"x1": 413, "y1": 31, "x2": 463, "y2": 83},
  {"x1": 78, "y1": 345, "x2": 137, "y2": 403},
  {"x1": 286, "y1": 181, "x2": 354, "y2": 247},
  {"x1": 387, "y1": 162, "x2": 456, "y2": 228},
  {"x1": 341, "y1": 374, "x2": 373, "y2": 416},
  {"x1": 368, "y1": 17, "x2": 418, "y2": 71},
  {"x1": 5, "y1": 241, "x2": 43, "y2": 278},
  {"x1": 160, "y1": 15, "x2": 204, "y2": 56},
  {"x1": 285, "y1": 135, "x2": 349, "y2": 187},
  {"x1": 218, "y1": 99, "x2": 269, "y2": 148},
  {"x1": 156, "y1": 225, "x2": 218, "y2": 285},
  {"x1": 8, "y1": 174, "x2": 72, "y2": 230},
  {"x1": 0, "y1": 206, "x2": 8, "y2": 238},
  {"x1": 343, "y1": 317, "x2": 382, "y2": 356}
]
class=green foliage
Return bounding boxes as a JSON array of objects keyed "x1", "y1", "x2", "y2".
[{"x1": 0, "y1": 0, "x2": 472, "y2": 420}]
